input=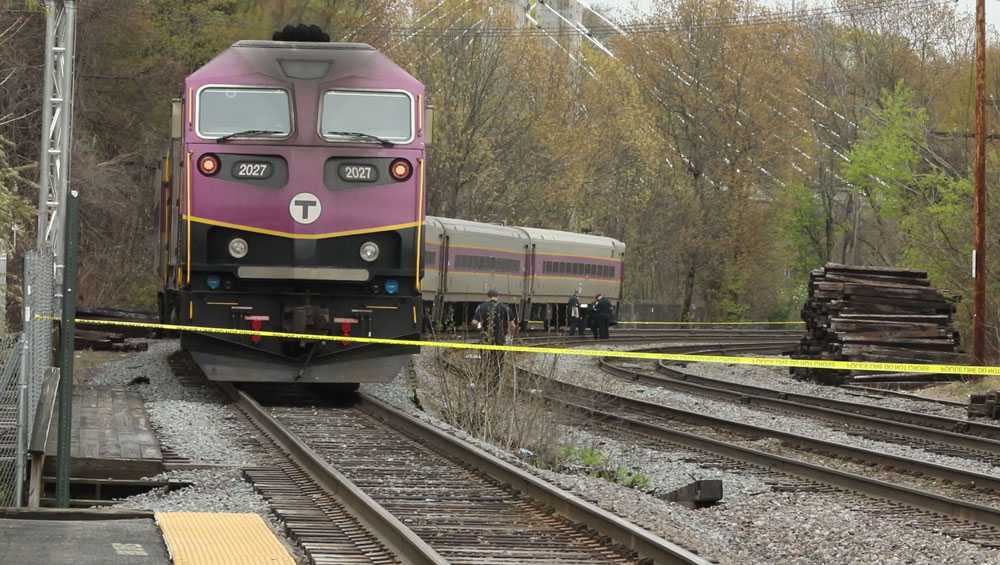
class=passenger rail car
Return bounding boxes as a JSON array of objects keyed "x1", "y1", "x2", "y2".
[
  {"x1": 422, "y1": 216, "x2": 625, "y2": 330},
  {"x1": 157, "y1": 39, "x2": 431, "y2": 383}
]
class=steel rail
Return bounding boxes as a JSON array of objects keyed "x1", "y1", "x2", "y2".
[
  {"x1": 541, "y1": 377, "x2": 1000, "y2": 493},
  {"x1": 605, "y1": 359, "x2": 1000, "y2": 456},
  {"x1": 840, "y1": 384, "x2": 967, "y2": 408},
  {"x1": 220, "y1": 384, "x2": 449, "y2": 565},
  {"x1": 594, "y1": 353, "x2": 1000, "y2": 458},
  {"x1": 355, "y1": 393, "x2": 714, "y2": 565},
  {"x1": 650, "y1": 356, "x2": 1000, "y2": 443},
  {"x1": 547, "y1": 390, "x2": 1000, "y2": 534}
]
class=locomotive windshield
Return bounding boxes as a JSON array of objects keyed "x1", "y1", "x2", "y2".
[
  {"x1": 197, "y1": 87, "x2": 291, "y2": 138},
  {"x1": 321, "y1": 90, "x2": 412, "y2": 143}
]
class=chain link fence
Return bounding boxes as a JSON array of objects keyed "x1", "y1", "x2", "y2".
[
  {"x1": 0, "y1": 247, "x2": 59, "y2": 508},
  {"x1": 23, "y1": 248, "x2": 54, "y2": 432},
  {"x1": 0, "y1": 333, "x2": 23, "y2": 506}
]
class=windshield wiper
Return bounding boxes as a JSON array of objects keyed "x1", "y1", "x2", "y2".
[
  {"x1": 216, "y1": 129, "x2": 282, "y2": 143},
  {"x1": 326, "y1": 131, "x2": 395, "y2": 147}
]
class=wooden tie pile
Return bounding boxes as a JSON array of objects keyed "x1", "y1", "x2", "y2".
[{"x1": 794, "y1": 263, "x2": 962, "y2": 385}]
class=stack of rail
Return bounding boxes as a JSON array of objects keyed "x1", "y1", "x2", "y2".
[{"x1": 794, "y1": 263, "x2": 961, "y2": 385}]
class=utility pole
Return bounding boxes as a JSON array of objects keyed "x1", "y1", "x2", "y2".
[
  {"x1": 35, "y1": 0, "x2": 78, "y2": 507},
  {"x1": 974, "y1": 0, "x2": 987, "y2": 364},
  {"x1": 55, "y1": 190, "x2": 80, "y2": 508}
]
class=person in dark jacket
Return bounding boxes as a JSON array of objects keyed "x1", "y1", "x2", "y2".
[
  {"x1": 591, "y1": 293, "x2": 613, "y2": 339},
  {"x1": 567, "y1": 291, "x2": 584, "y2": 336},
  {"x1": 473, "y1": 289, "x2": 516, "y2": 344},
  {"x1": 472, "y1": 289, "x2": 516, "y2": 379}
]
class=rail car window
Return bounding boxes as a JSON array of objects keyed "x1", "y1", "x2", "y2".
[
  {"x1": 424, "y1": 251, "x2": 437, "y2": 266},
  {"x1": 455, "y1": 254, "x2": 519, "y2": 273},
  {"x1": 197, "y1": 88, "x2": 291, "y2": 138},
  {"x1": 542, "y1": 260, "x2": 616, "y2": 278},
  {"x1": 321, "y1": 90, "x2": 413, "y2": 143}
]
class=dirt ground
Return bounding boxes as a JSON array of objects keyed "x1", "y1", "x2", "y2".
[
  {"x1": 916, "y1": 376, "x2": 1000, "y2": 403},
  {"x1": 72, "y1": 348, "x2": 132, "y2": 383}
]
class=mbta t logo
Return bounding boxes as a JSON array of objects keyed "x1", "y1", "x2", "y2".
[{"x1": 289, "y1": 192, "x2": 322, "y2": 224}]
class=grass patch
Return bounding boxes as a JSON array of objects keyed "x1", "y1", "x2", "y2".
[
  {"x1": 426, "y1": 351, "x2": 653, "y2": 494},
  {"x1": 552, "y1": 445, "x2": 653, "y2": 492}
]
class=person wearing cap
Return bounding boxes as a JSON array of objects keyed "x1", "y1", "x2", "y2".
[
  {"x1": 591, "y1": 293, "x2": 613, "y2": 339},
  {"x1": 472, "y1": 289, "x2": 516, "y2": 345}
]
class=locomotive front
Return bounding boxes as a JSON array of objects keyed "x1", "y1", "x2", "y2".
[{"x1": 158, "y1": 40, "x2": 429, "y2": 383}]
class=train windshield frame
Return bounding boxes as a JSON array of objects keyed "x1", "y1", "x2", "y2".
[
  {"x1": 196, "y1": 86, "x2": 292, "y2": 139},
  {"x1": 319, "y1": 90, "x2": 414, "y2": 144}
]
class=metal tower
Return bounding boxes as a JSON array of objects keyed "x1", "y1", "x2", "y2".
[{"x1": 35, "y1": 0, "x2": 77, "y2": 279}]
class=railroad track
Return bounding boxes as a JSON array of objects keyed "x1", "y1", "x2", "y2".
[
  {"x1": 155, "y1": 329, "x2": 797, "y2": 563},
  {"x1": 533, "y1": 377, "x2": 1000, "y2": 546},
  {"x1": 223, "y1": 383, "x2": 711, "y2": 565},
  {"x1": 433, "y1": 343, "x2": 1000, "y2": 548},
  {"x1": 596, "y1": 346, "x2": 1000, "y2": 468}
]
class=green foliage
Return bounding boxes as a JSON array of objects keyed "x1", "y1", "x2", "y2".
[
  {"x1": 556, "y1": 445, "x2": 652, "y2": 492},
  {"x1": 614, "y1": 466, "x2": 652, "y2": 490},
  {"x1": 844, "y1": 82, "x2": 927, "y2": 223},
  {"x1": 780, "y1": 181, "x2": 829, "y2": 273},
  {"x1": 842, "y1": 82, "x2": 972, "y2": 282},
  {"x1": 0, "y1": 136, "x2": 34, "y2": 245}
]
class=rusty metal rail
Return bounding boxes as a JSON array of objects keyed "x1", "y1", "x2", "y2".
[
  {"x1": 653, "y1": 353, "x2": 1000, "y2": 441},
  {"x1": 460, "y1": 350, "x2": 1000, "y2": 546},
  {"x1": 596, "y1": 351, "x2": 1000, "y2": 467},
  {"x1": 223, "y1": 384, "x2": 447, "y2": 565},
  {"x1": 551, "y1": 386, "x2": 1000, "y2": 546},
  {"x1": 241, "y1": 384, "x2": 711, "y2": 565}
]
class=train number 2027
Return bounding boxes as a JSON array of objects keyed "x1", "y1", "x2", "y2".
[
  {"x1": 338, "y1": 164, "x2": 378, "y2": 182},
  {"x1": 233, "y1": 161, "x2": 272, "y2": 179}
]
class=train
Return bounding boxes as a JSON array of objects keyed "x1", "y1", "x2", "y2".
[
  {"x1": 155, "y1": 31, "x2": 623, "y2": 385},
  {"x1": 422, "y1": 216, "x2": 624, "y2": 332}
]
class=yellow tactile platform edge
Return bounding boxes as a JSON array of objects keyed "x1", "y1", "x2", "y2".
[{"x1": 155, "y1": 512, "x2": 295, "y2": 565}]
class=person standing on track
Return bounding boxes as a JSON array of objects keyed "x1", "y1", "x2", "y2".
[
  {"x1": 567, "y1": 290, "x2": 584, "y2": 336},
  {"x1": 590, "y1": 293, "x2": 613, "y2": 340},
  {"x1": 473, "y1": 289, "x2": 516, "y2": 377}
]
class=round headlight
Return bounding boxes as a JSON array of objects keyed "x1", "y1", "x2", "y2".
[
  {"x1": 198, "y1": 154, "x2": 220, "y2": 176},
  {"x1": 359, "y1": 241, "x2": 380, "y2": 262},
  {"x1": 228, "y1": 237, "x2": 249, "y2": 259},
  {"x1": 389, "y1": 158, "x2": 413, "y2": 181}
]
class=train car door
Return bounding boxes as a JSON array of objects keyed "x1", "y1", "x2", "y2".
[{"x1": 434, "y1": 233, "x2": 450, "y2": 327}]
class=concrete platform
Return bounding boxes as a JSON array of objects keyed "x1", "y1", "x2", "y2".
[
  {"x1": 0, "y1": 509, "x2": 169, "y2": 565},
  {"x1": 43, "y1": 385, "x2": 163, "y2": 480}
]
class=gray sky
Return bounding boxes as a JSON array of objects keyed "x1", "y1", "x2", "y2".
[{"x1": 596, "y1": 0, "x2": 1000, "y2": 30}]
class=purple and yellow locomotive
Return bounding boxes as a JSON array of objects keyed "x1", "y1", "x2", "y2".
[{"x1": 156, "y1": 38, "x2": 430, "y2": 383}]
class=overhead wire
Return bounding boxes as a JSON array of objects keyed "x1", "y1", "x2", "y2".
[{"x1": 342, "y1": 0, "x2": 939, "y2": 38}]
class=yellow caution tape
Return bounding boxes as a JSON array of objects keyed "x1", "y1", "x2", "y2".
[
  {"x1": 528, "y1": 320, "x2": 804, "y2": 325},
  {"x1": 55, "y1": 316, "x2": 995, "y2": 376},
  {"x1": 616, "y1": 321, "x2": 805, "y2": 325}
]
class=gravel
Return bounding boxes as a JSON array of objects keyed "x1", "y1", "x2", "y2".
[
  {"x1": 532, "y1": 446, "x2": 1000, "y2": 565},
  {"x1": 144, "y1": 400, "x2": 261, "y2": 466},
  {"x1": 552, "y1": 353, "x2": 1000, "y2": 477},
  {"x1": 83, "y1": 339, "x2": 266, "y2": 467},
  {"x1": 112, "y1": 468, "x2": 304, "y2": 563},
  {"x1": 113, "y1": 468, "x2": 270, "y2": 514},
  {"x1": 80, "y1": 339, "x2": 1000, "y2": 564},
  {"x1": 557, "y1": 423, "x2": 772, "y2": 500},
  {"x1": 680, "y1": 357, "x2": 970, "y2": 419},
  {"x1": 81, "y1": 340, "x2": 298, "y2": 558},
  {"x1": 86, "y1": 340, "x2": 224, "y2": 403},
  {"x1": 362, "y1": 347, "x2": 1000, "y2": 564}
]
